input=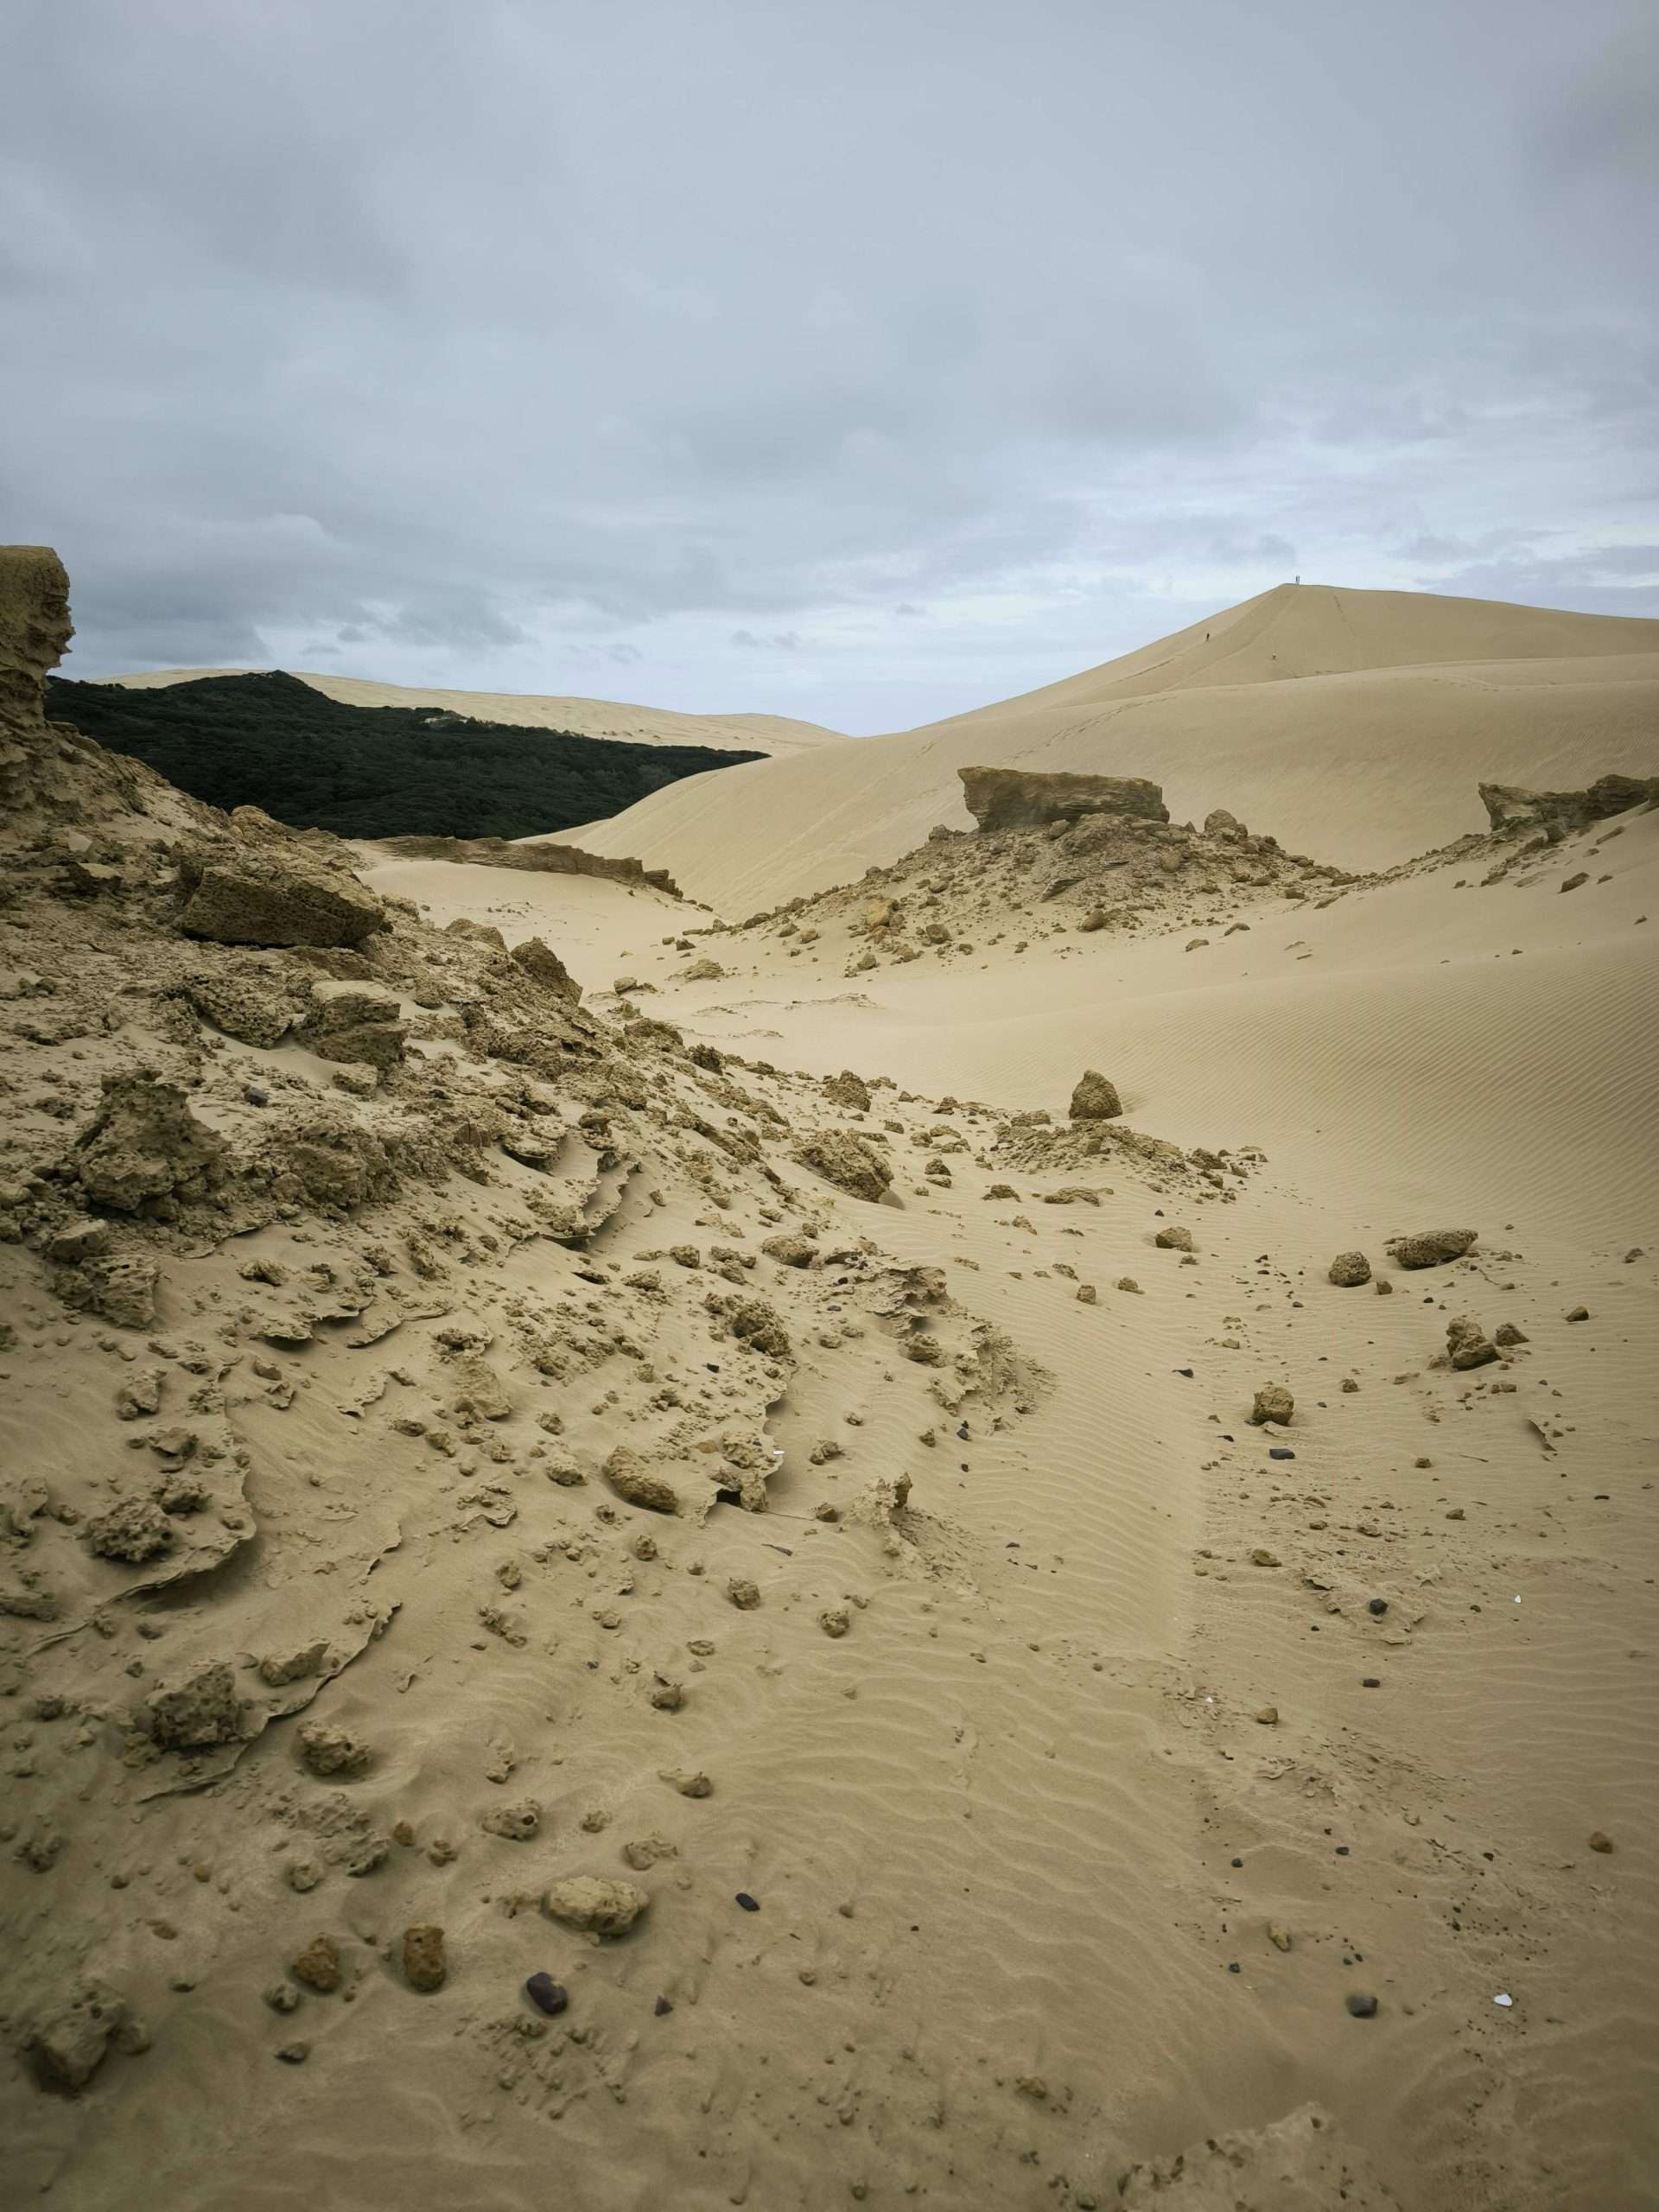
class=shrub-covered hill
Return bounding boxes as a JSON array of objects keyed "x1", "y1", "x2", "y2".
[{"x1": 46, "y1": 669, "x2": 762, "y2": 839}]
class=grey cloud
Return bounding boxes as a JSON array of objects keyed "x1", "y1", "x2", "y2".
[{"x1": 3, "y1": 0, "x2": 1654, "y2": 726}]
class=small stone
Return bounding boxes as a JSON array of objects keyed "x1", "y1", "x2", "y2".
[
  {"x1": 1116, "y1": 1276, "x2": 1141, "y2": 1294},
  {"x1": 1494, "y1": 1321, "x2": 1528, "y2": 1346},
  {"x1": 403, "y1": 1924, "x2": 446, "y2": 1992},
  {"x1": 1254, "y1": 1707, "x2": 1279, "y2": 1726},
  {"x1": 1076, "y1": 1283, "x2": 1097, "y2": 1304},
  {"x1": 276, "y1": 2041, "x2": 310, "y2": 2064},
  {"x1": 1268, "y1": 1446, "x2": 1295, "y2": 1460},
  {"x1": 1588, "y1": 1831, "x2": 1614, "y2": 1854},
  {"x1": 291, "y1": 1935, "x2": 341, "y2": 1993},
  {"x1": 661, "y1": 1769, "x2": 713, "y2": 1797},
  {"x1": 735, "y1": 1891, "x2": 760, "y2": 1912},
  {"x1": 1154, "y1": 1226, "x2": 1194, "y2": 1251},
  {"x1": 525, "y1": 1973, "x2": 569, "y2": 2016},
  {"x1": 1268, "y1": 1923, "x2": 1293, "y2": 1952},
  {"x1": 1566, "y1": 1306, "x2": 1589, "y2": 1322},
  {"x1": 727, "y1": 1578, "x2": 760, "y2": 1610},
  {"x1": 1249, "y1": 1548, "x2": 1281, "y2": 1567},
  {"x1": 1367, "y1": 1598, "x2": 1389, "y2": 1617},
  {"x1": 1249, "y1": 1383, "x2": 1294, "y2": 1426},
  {"x1": 1361, "y1": 1676, "x2": 1382, "y2": 1688},
  {"x1": 818, "y1": 1606, "x2": 851, "y2": 1637},
  {"x1": 263, "y1": 1980, "x2": 302, "y2": 2014},
  {"x1": 1345, "y1": 1993, "x2": 1378, "y2": 2018},
  {"x1": 1328, "y1": 1251, "x2": 1371, "y2": 1287},
  {"x1": 1014, "y1": 2075, "x2": 1049, "y2": 2099},
  {"x1": 296, "y1": 1722, "x2": 371, "y2": 1778}
]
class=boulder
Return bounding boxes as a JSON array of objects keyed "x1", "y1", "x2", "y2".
[
  {"x1": 1446, "y1": 1315, "x2": 1499, "y2": 1370},
  {"x1": 1328, "y1": 1251, "x2": 1371, "y2": 1287},
  {"x1": 1154, "y1": 1225, "x2": 1195, "y2": 1251},
  {"x1": 823, "y1": 1069, "x2": 872, "y2": 1113},
  {"x1": 957, "y1": 766, "x2": 1169, "y2": 834},
  {"x1": 1204, "y1": 808, "x2": 1246, "y2": 840},
  {"x1": 792, "y1": 1130, "x2": 893, "y2": 1203},
  {"x1": 177, "y1": 848, "x2": 386, "y2": 949},
  {"x1": 1388, "y1": 1228, "x2": 1477, "y2": 1269},
  {"x1": 603, "y1": 1446, "x2": 681, "y2": 1515},
  {"x1": 1250, "y1": 1383, "x2": 1294, "y2": 1426},
  {"x1": 1068, "y1": 1070, "x2": 1122, "y2": 1122}
]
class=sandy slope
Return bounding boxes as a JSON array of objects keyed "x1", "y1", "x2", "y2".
[
  {"x1": 105, "y1": 667, "x2": 846, "y2": 757},
  {"x1": 559, "y1": 586, "x2": 1659, "y2": 909}
]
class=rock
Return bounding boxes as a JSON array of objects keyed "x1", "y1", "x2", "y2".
[
  {"x1": 1076, "y1": 1283, "x2": 1097, "y2": 1304},
  {"x1": 1255, "y1": 1707, "x2": 1279, "y2": 1726},
  {"x1": 276, "y1": 2042, "x2": 310, "y2": 2064},
  {"x1": 1387, "y1": 1228, "x2": 1477, "y2": 1268},
  {"x1": 1566, "y1": 1305, "x2": 1590, "y2": 1322},
  {"x1": 480, "y1": 1799, "x2": 542, "y2": 1841},
  {"x1": 1250, "y1": 1384, "x2": 1294, "y2": 1426},
  {"x1": 178, "y1": 847, "x2": 386, "y2": 948},
  {"x1": 717, "y1": 1295, "x2": 793, "y2": 1361},
  {"x1": 818, "y1": 1606, "x2": 851, "y2": 1637},
  {"x1": 26, "y1": 1982, "x2": 130, "y2": 2094},
  {"x1": 1446, "y1": 1315, "x2": 1498, "y2": 1369},
  {"x1": 761, "y1": 1233, "x2": 817, "y2": 1267},
  {"x1": 823, "y1": 1070, "x2": 872, "y2": 1112},
  {"x1": 1494, "y1": 1320, "x2": 1528, "y2": 1346},
  {"x1": 542, "y1": 1876, "x2": 649, "y2": 1936},
  {"x1": 510, "y1": 936, "x2": 581, "y2": 1001},
  {"x1": 1154, "y1": 1226, "x2": 1194, "y2": 1251},
  {"x1": 681, "y1": 957, "x2": 724, "y2": 981},
  {"x1": 297, "y1": 1722, "x2": 372, "y2": 1778},
  {"x1": 1327, "y1": 1251, "x2": 1371, "y2": 1287},
  {"x1": 1116, "y1": 1275, "x2": 1141, "y2": 1293},
  {"x1": 146, "y1": 1662, "x2": 245, "y2": 1751},
  {"x1": 71, "y1": 1071, "x2": 227, "y2": 1213},
  {"x1": 1068, "y1": 1069, "x2": 1122, "y2": 1122},
  {"x1": 602, "y1": 1446, "x2": 681, "y2": 1514},
  {"x1": 1205, "y1": 808, "x2": 1247, "y2": 840},
  {"x1": 1267, "y1": 1921, "x2": 1293, "y2": 1951},
  {"x1": 263, "y1": 1980, "x2": 302, "y2": 2014},
  {"x1": 727, "y1": 1578, "x2": 761, "y2": 1610},
  {"x1": 661, "y1": 1769, "x2": 713, "y2": 1796},
  {"x1": 1560, "y1": 871, "x2": 1588, "y2": 893},
  {"x1": 43, "y1": 1219, "x2": 111, "y2": 1264},
  {"x1": 1374, "y1": 1278, "x2": 1394, "y2": 1296},
  {"x1": 1249, "y1": 1548, "x2": 1281, "y2": 1567},
  {"x1": 1589, "y1": 1830, "x2": 1614, "y2": 1853},
  {"x1": 647, "y1": 1676, "x2": 685, "y2": 1712},
  {"x1": 185, "y1": 972, "x2": 297, "y2": 1048},
  {"x1": 1479, "y1": 773, "x2": 1658, "y2": 838},
  {"x1": 116, "y1": 1369, "x2": 163, "y2": 1419},
  {"x1": 1345, "y1": 1993, "x2": 1378, "y2": 2018},
  {"x1": 958, "y1": 766, "x2": 1168, "y2": 833},
  {"x1": 525, "y1": 1973, "x2": 569, "y2": 2015},
  {"x1": 290, "y1": 1937, "x2": 343, "y2": 1995},
  {"x1": 403, "y1": 1925, "x2": 446, "y2": 1992},
  {"x1": 86, "y1": 1496, "x2": 174, "y2": 1564},
  {"x1": 791, "y1": 1130, "x2": 893, "y2": 1203}
]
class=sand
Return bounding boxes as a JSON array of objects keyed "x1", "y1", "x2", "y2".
[
  {"x1": 558, "y1": 583, "x2": 1659, "y2": 908},
  {"x1": 5, "y1": 550, "x2": 1658, "y2": 2211},
  {"x1": 105, "y1": 667, "x2": 846, "y2": 758}
]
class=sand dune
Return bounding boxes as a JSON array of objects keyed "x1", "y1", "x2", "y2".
[
  {"x1": 558, "y1": 585, "x2": 1659, "y2": 909},
  {"x1": 105, "y1": 666, "x2": 846, "y2": 757}
]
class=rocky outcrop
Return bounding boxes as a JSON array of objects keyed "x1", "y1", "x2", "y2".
[
  {"x1": 1388, "y1": 1228, "x2": 1477, "y2": 1269},
  {"x1": 374, "y1": 832, "x2": 682, "y2": 898},
  {"x1": 957, "y1": 766, "x2": 1169, "y2": 834},
  {"x1": 1479, "y1": 775, "x2": 1658, "y2": 840},
  {"x1": 511, "y1": 936, "x2": 582, "y2": 1001},
  {"x1": 71, "y1": 1072, "x2": 228, "y2": 1213}
]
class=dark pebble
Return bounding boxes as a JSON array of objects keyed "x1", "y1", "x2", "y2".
[
  {"x1": 1175, "y1": 1368, "x2": 1193, "y2": 1378},
  {"x1": 1367, "y1": 1599, "x2": 1389, "y2": 1617},
  {"x1": 735, "y1": 1892, "x2": 760, "y2": 1913},
  {"x1": 276, "y1": 2040, "x2": 310, "y2": 2063},
  {"x1": 1269, "y1": 1447, "x2": 1295, "y2": 1460},
  {"x1": 1335, "y1": 1846, "x2": 1350, "y2": 1856},
  {"x1": 1230, "y1": 1858, "x2": 1243, "y2": 1868},
  {"x1": 1362, "y1": 1677, "x2": 1382, "y2": 1688},
  {"x1": 654, "y1": 1996, "x2": 673, "y2": 2016},
  {"x1": 245, "y1": 1086, "x2": 269, "y2": 1107},
  {"x1": 525, "y1": 1973, "x2": 569, "y2": 2017},
  {"x1": 1346, "y1": 1993, "x2": 1378, "y2": 2018},
  {"x1": 1227, "y1": 1961, "x2": 1241, "y2": 1974}
]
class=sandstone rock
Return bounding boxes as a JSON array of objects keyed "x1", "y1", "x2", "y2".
[
  {"x1": 792, "y1": 1130, "x2": 893, "y2": 1203},
  {"x1": 1068, "y1": 1069, "x2": 1122, "y2": 1122},
  {"x1": 1328, "y1": 1251, "x2": 1371, "y2": 1287},
  {"x1": 719, "y1": 1295, "x2": 793, "y2": 1361},
  {"x1": 1250, "y1": 1383, "x2": 1294, "y2": 1426},
  {"x1": 681, "y1": 957, "x2": 724, "y2": 981},
  {"x1": 1388, "y1": 1228, "x2": 1477, "y2": 1268},
  {"x1": 290, "y1": 1936, "x2": 341, "y2": 1993},
  {"x1": 1204, "y1": 808, "x2": 1246, "y2": 840},
  {"x1": 297, "y1": 1722, "x2": 372, "y2": 1777},
  {"x1": 510, "y1": 936, "x2": 581, "y2": 1001},
  {"x1": 86, "y1": 1496, "x2": 174, "y2": 1564},
  {"x1": 818, "y1": 1606, "x2": 851, "y2": 1637},
  {"x1": 603, "y1": 1446, "x2": 681, "y2": 1515},
  {"x1": 727, "y1": 1579, "x2": 761, "y2": 1609},
  {"x1": 958, "y1": 766, "x2": 1168, "y2": 834},
  {"x1": 1479, "y1": 774, "x2": 1658, "y2": 839},
  {"x1": 761, "y1": 1233, "x2": 817, "y2": 1267},
  {"x1": 1077, "y1": 909, "x2": 1109, "y2": 931},
  {"x1": 1446, "y1": 1315, "x2": 1498, "y2": 1370},
  {"x1": 1154, "y1": 1225, "x2": 1195, "y2": 1251},
  {"x1": 72, "y1": 1071, "x2": 227, "y2": 1212},
  {"x1": 178, "y1": 848, "x2": 385, "y2": 949},
  {"x1": 481, "y1": 1799, "x2": 543, "y2": 1841},
  {"x1": 1494, "y1": 1320, "x2": 1528, "y2": 1346},
  {"x1": 185, "y1": 973, "x2": 297, "y2": 1048},
  {"x1": 823, "y1": 1069, "x2": 872, "y2": 1112},
  {"x1": 25, "y1": 1982, "x2": 130, "y2": 2095},
  {"x1": 542, "y1": 1875, "x2": 649, "y2": 1936},
  {"x1": 146, "y1": 1662, "x2": 245, "y2": 1751},
  {"x1": 403, "y1": 1924, "x2": 446, "y2": 1992}
]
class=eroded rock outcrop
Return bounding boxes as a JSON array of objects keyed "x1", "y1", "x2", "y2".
[
  {"x1": 958, "y1": 766, "x2": 1169, "y2": 833},
  {"x1": 177, "y1": 842, "x2": 387, "y2": 949},
  {"x1": 1479, "y1": 775, "x2": 1658, "y2": 841}
]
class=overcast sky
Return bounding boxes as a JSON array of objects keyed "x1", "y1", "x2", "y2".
[{"x1": 4, "y1": 0, "x2": 1655, "y2": 732}]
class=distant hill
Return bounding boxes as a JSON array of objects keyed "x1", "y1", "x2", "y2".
[
  {"x1": 102, "y1": 665, "x2": 845, "y2": 757},
  {"x1": 46, "y1": 669, "x2": 762, "y2": 841}
]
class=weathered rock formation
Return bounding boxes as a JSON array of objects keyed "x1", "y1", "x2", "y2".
[
  {"x1": 958, "y1": 766, "x2": 1169, "y2": 834},
  {"x1": 374, "y1": 831, "x2": 682, "y2": 897},
  {"x1": 1479, "y1": 775, "x2": 1658, "y2": 841}
]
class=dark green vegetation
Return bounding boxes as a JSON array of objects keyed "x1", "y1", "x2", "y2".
[{"x1": 47, "y1": 671, "x2": 761, "y2": 839}]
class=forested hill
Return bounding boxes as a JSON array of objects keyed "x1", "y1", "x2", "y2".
[{"x1": 46, "y1": 670, "x2": 761, "y2": 839}]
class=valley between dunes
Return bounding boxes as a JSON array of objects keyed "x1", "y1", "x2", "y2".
[{"x1": 6, "y1": 557, "x2": 1657, "y2": 2212}]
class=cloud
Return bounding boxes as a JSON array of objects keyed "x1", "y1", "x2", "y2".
[{"x1": 3, "y1": 0, "x2": 1654, "y2": 728}]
